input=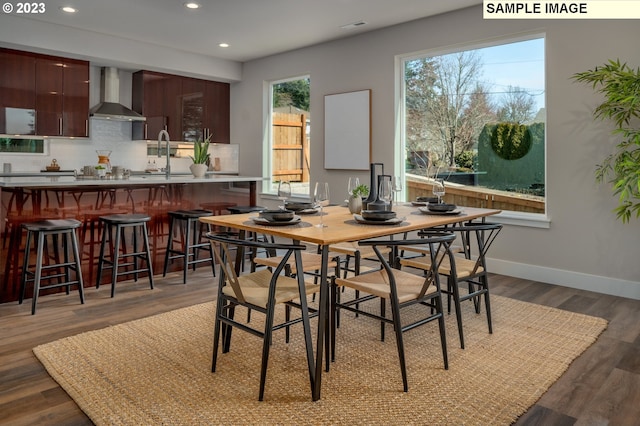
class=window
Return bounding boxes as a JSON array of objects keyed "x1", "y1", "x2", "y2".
[
  {"x1": 401, "y1": 35, "x2": 545, "y2": 217},
  {"x1": 267, "y1": 76, "x2": 311, "y2": 197}
]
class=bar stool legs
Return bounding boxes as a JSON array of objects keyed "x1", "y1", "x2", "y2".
[
  {"x1": 19, "y1": 219, "x2": 84, "y2": 315},
  {"x1": 163, "y1": 209, "x2": 216, "y2": 284},
  {"x1": 96, "y1": 214, "x2": 154, "y2": 297}
]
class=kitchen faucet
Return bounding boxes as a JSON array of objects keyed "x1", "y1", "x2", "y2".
[{"x1": 157, "y1": 130, "x2": 171, "y2": 179}]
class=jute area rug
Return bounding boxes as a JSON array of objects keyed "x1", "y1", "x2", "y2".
[{"x1": 33, "y1": 294, "x2": 607, "y2": 425}]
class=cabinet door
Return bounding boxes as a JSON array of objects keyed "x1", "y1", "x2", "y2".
[
  {"x1": 0, "y1": 49, "x2": 36, "y2": 134},
  {"x1": 204, "y1": 81, "x2": 230, "y2": 143},
  {"x1": 35, "y1": 56, "x2": 64, "y2": 136},
  {"x1": 179, "y1": 77, "x2": 205, "y2": 141},
  {"x1": 62, "y1": 58, "x2": 89, "y2": 137},
  {"x1": 163, "y1": 75, "x2": 182, "y2": 141}
]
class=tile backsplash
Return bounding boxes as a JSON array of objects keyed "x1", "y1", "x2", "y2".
[{"x1": 0, "y1": 120, "x2": 237, "y2": 173}]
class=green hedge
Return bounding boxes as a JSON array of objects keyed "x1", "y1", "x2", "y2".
[{"x1": 478, "y1": 122, "x2": 545, "y2": 194}]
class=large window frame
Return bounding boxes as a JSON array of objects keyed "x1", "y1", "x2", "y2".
[
  {"x1": 397, "y1": 33, "x2": 549, "y2": 228},
  {"x1": 264, "y1": 75, "x2": 311, "y2": 198}
]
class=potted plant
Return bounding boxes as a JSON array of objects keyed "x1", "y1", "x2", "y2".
[
  {"x1": 348, "y1": 183, "x2": 369, "y2": 214},
  {"x1": 572, "y1": 59, "x2": 640, "y2": 222},
  {"x1": 189, "y1": 135, "x2": 211, "y2": 178}
]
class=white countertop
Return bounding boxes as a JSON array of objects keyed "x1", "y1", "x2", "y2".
[{"x1": 0, "y1": 174, "x2": 264, "y2": 188}]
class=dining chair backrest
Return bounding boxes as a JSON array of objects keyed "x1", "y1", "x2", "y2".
[
  {"x1": 207, "y1": 233, "x2": 307, "y2": 299},
  {"x1": 419, "y1": 222, "x2": 502, "y2": 277},
  {"x1": 357, "y1": 230, "x2": 457, "y2": 298}
]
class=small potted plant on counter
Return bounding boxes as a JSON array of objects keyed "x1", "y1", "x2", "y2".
[{"x1": 189, "y1": 135, "x2": 211, "y2": 178}]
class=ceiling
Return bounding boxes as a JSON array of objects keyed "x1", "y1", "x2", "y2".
[{"x1": 17, "y1": 0, "x2": 481, "y2": 62}]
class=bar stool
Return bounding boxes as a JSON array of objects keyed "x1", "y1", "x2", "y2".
[
  {"x1": 19, "y1": 219, "x2": 84, "y2": 315},
  {"x1": 227, "y1": 205, "x2": 266, "y2": 215},
  {"x1": 199, "y1": 201, "x2": 238, "y2": 216},
  {"x1": 96, "y1": 213, "x2": 154, "y2": 297},
  {"x1": 163, "y1": 209, "x2": 216, "y2": 284},
  {"x1": 226, "y1": 205, "x2": 272, "y2": 270}
]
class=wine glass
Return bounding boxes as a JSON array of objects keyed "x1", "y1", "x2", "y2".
[
  {"x1": 392, "y1": 176, "x2": 403, "y2": 204},
  {"x1": 378, "y1": 179, "x2": 393, "y2": 208},
  {"x1": 432, "y1": 178, "x2": 445, "y2": 203},
  {"x1": 277, "y1": 181, "x2": 291, "y2": 210},
  {"x1": 313, "y1": 182, "x2": 330, "y2": 228},
  {"x1": 347, "y1": 177, "x2": 360, "y2": 198}
]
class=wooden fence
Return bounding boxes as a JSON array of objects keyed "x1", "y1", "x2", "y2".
[
  {"x1": 272, "y1": 112, "x2": 309, "y2": 183},
  {"x1": 406, "y1": 173, "x2": 545, "y2": 213}
]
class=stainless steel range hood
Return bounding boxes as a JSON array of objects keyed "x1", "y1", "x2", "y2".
[{"x1": 89, "y1": 67, "x2": 146, "y2": 122}]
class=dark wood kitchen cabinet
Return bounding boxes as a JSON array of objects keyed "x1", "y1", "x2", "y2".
[
  {"x1": 60, "y1": 58, "x2": 90, "y2": 137},
  {"x1": 204, "y1": 80, "x2": 230, "y2": 144},
  {"x1": 0, "y1": 48, "x2": 89, "y2": 137},
  {"x1": 35, "y1": 55, "x2": 89, "y2": 137},
  {"x1": 132, "y1": 70, "x2": 229, "y2": 143},
  {"x1": 0, "y1": 49, "x2": 36, "y2": 134},
  {"x1": 132, "y1": 71, "x2": 180, "y2": 140}
]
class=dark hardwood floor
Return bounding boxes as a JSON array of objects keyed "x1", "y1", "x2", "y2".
[{"x1": 1, "y1": 268, "x2": 638, "y2": 425}]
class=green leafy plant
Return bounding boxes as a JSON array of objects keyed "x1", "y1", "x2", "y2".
[
  {"x1": 572, "y1": 59, "x2": 640, "y2": 222},
  {"x1": 190, "y1": 135, "x2": 211, "y2": 164},
  {"x1": 490, "y1": 122, "x2": 532, "y2": 160},
  {"x1": 350, "y1": 184, "x2": 369, "y2": 198}
]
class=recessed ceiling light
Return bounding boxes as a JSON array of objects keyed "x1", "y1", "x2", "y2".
[
  {"x1": 60, "y1": 6, "x2": 77, "y2": 13},
  {"x1": 219, "y1": 43, "x2": 229, "y2": 48},
  {"x1": 184, "y1": 2, "x2": 200, "y2": 9}
]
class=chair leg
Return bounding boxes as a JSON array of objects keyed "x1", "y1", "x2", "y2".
[
  {"x1": 211, "y1": 297, "x2": 225, "y2": 372},
  {"x1": 390, "y1": 297, "x2": 408, "y2": 392},
  {"x1": 482, "y1": 277, "x2": 493, "y2": 334},
  {"x1": 449, "y1": 275, "x2": 465, "y2": 349},
  {"x1": 258, "y1": 304, "x2": 276, "y2": 401},
  {"x1": 435, "y1": 293, "x2": 449, "y2": 370}
]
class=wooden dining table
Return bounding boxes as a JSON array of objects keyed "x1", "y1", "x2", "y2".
[{"x1": 200, "y1": 203, "x2": 501, "y2": 401}]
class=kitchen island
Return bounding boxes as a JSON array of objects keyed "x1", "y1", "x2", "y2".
[{"x1": 0, "y1": 174, "x2": 263, "y2": 303}]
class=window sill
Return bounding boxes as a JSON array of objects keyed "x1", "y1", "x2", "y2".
[{"x1": 493, "y1": 210, "x2": 550, "y2": 228}]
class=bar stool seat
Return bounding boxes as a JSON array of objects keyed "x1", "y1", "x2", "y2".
[
  {"x1": 227, "y1": 205, "x2": 266, "y2": 215},
  {"x1": 199, "y1": 201, "x2": 238, "y2": 215},
  {"x1": 19, "y1": 219, "x2": 84, "y2": 315},
  {"x1": 163, "y1": 209, "x2": 216, "y2": 284},
  {"x1": 226, "y1": 206, "x2": 271, "y2": 271},
  {"x1": 96, "y1": 213, "x2": 154, "y2": 297}
]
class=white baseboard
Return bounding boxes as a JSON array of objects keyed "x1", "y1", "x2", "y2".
[{"x1": 489, "y1": 258, "x2": 640, "y2": 300}]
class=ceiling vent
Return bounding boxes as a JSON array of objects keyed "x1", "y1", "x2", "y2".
[{"x1": 340, "y1": 21, "x2": 367, "y2": 30}]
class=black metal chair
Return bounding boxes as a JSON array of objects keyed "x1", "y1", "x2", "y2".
[
  {"x1": 400, "y1": 222, "x2": 503, "y2": 349},
  {"x1": 331, "y1": 231, "x2": 456, "y2": 392},
  {"x1": 205, "y1": 232, "x2": 319, "y2": 401}
]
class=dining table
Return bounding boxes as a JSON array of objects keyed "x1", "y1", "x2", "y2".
[{"x1": 199, "y1": 203, "x2": 501, "y2": 401}]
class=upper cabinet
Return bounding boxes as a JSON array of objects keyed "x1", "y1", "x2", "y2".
[
  {"x1": 0, "y1": 48, "x2": 89, "y2": 137},
  {"x1": 132, "y1": 70, "x2": 230, "y2": 143}
]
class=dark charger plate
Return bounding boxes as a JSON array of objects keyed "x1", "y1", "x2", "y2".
[{"x1": 360, "y1": 210, "x2": 397, "y2": 221}]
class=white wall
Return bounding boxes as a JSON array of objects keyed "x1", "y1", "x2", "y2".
[{"x1": 234, "y1": 6, "x2": 640, "y2": 298}]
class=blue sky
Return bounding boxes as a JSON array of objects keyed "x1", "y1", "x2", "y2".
[{"x1": 476, "y1": 37, "x2": 546, "y2": 112}]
